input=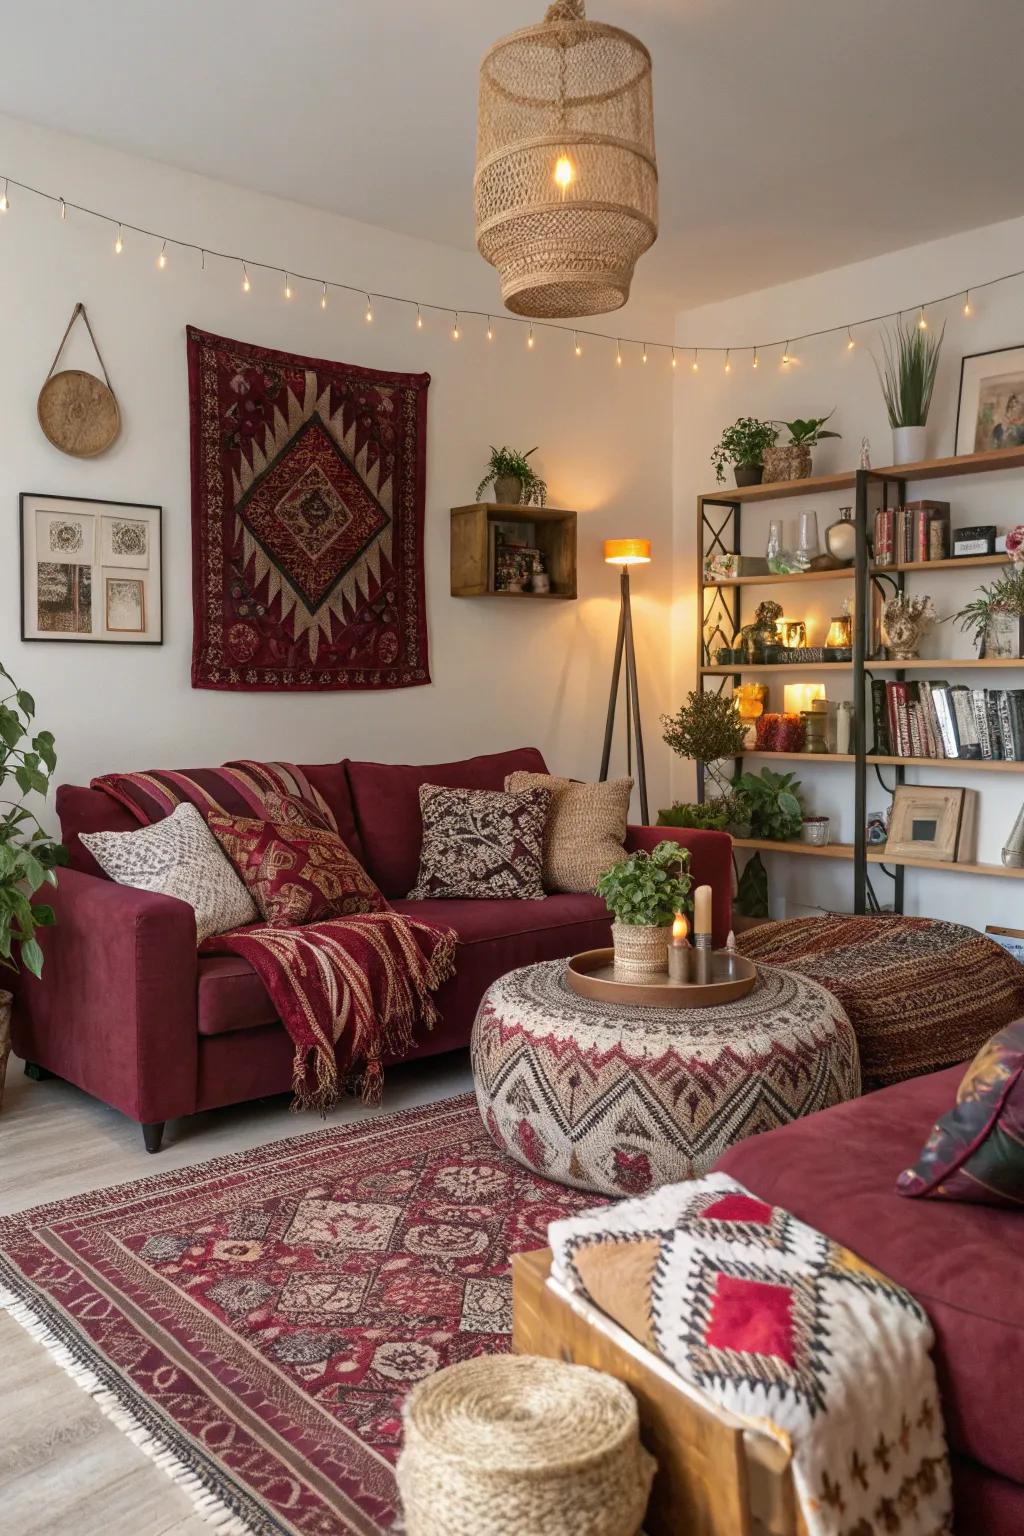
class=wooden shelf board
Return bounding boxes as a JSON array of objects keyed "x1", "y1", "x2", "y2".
[
  {"x1": 699, "y1": 472, "x2": 856, "y2": 505},
  {"x1": 704, "y1": 569, "x2": 854, "y2": 589},
  {"x1": 731, "y1": 837, "x2": 1024, "y2": 877},
  {"x1": 699, "y1": 446, "x2": 1024, "y2": 506},
  {"x1": 701, "y1": 663, "x2": 854, "y2": 674},
  {"x1": 869, "y1": 755, "x2": 1024, "y2": 772},
  {"x1": 870, "y1": 554, "x2": 1009, "y2": 576},
  {"x1": 866, "y1": 657, "x2": 1023, "y2": 670},
  {"x1": 741, "y1": 751, "x2": 855, "y2": 763}
]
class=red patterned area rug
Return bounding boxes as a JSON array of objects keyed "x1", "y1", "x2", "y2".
[{"x1": 0, "y1": 1096, "x2": 599, "y2": 1535}]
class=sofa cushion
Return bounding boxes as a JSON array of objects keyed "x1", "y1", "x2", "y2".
[
  {"x1": 346, "y1": 747, "x2": 548, "y2": 897},
  {"x1": 408, "y1": 784, "x2": 550, "y2": 901},
  {"x1": 716, "y1": 1066, "x2": 1024, "y2": 1487},
  {"x1": 209, "y1": 808, "x2": 386, "y2": 927},
  {"x1": 506, "y1": 772, "x2": 631, "y2": 892}
]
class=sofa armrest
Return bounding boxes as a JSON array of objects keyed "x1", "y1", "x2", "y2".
[
  {"x1": 11, "y1": 867, "x2": 199, "y2": 1125},
  {"x1": 625, "y1": 826, "x2": 733, "y2": 943}
]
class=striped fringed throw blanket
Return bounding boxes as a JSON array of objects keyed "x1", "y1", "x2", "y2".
[
  {"x1": 92, "y1": 762, "x2": 456, "y2": 1109},
  {"x1": 550, "y1": 1174, "x2": 953, "y2": 1536}
]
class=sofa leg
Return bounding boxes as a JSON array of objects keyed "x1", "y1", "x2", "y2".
[
  {"x1": 142, "y1": 1122, "x2": 165, "y2": 1154},
  {"x1": 24, "y1": 1062, "x2": 54, "y2": 1081}
]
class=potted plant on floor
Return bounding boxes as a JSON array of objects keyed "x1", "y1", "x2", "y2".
[
  {"x1": 0, "y1": 665, "x2": 67, "y2": 1106},
  {"x1": 710, "y1": 417, "x2": 779, "y2": 487},
  {"x1": 476, "y1": 446, "x2": 548, "y2": 506},
  {"x1": 763, "y1": 412, "x2": 841, "y2": 482},
  {"x1": 596, "y1": 840, "x2": 693, "y2": 978},
  {"x1": 876, "y1": 318, "x2": 944, "y2": 465}
]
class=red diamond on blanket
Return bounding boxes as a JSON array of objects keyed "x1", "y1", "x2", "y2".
[
  {"x1": 705, "y1": 1272, "x2": 797, "y2": 1367},
  {"x1": 701, "y1": 1192, "x2": 774, "y2": 1225}
]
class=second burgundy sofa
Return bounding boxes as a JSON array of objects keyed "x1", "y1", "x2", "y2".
[{"x1": 13, "y1": 746, "x2": 733, "y2": 1151}]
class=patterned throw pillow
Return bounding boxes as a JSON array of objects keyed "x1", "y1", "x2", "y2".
[
  {"x1": 80, "y1": 803, "x2": 258, "y2": 943},
  {"x1": 505, "y1": 771, "x2": 631, "y2": 892},
  {"x1": 897, "y1": 1018, "x2": 1024, "y2": 1206},
  {"x1": 209, "y1": 811, "x2": 386, "y2": 928},
  {"x1": 407, "y1": 784, "x2": 550, "y2": 901}
]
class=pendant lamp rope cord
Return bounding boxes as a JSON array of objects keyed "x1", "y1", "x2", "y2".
[
  {"x1": 545, "y1": 0, "x2": 586, "y2": 20},
  {"x1": 46, "y1": 301, "x2": 114, "y2": 388}
]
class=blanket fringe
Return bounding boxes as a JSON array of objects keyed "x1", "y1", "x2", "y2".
[{"x1": 0, "y1": 1281, "x2": 261, "y2": 1536}]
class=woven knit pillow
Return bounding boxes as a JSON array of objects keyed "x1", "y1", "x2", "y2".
[
  {"x1": 80, "y1": 802, "x2": 258, "y2": 943},
  {"x1": 897, "y1": 1018, "x2": 1024, "y2": 1206},
  {"x1": 505, "y1": 771, "x2": 631, "y2": 892},
  {"x1": 407, "y1": 784, "x2": 550, "y2": 900},
  {"x1": 209, "y1": 812, "x2": 386, "y2": 928}
]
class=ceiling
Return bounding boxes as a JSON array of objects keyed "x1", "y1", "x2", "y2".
[{"x1": 4, "y1": 0, "x2": 1024, "y2": 310}]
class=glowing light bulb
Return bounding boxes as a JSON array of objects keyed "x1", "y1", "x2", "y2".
[
  {"x1": 59, "y1": 197, "x2": 67, "y2": 221},
  {"x1": 918, "y1": 307, "x2": 928, "y2": 330},
  {"x1": 752, "y1": 347, "x2": 759, "y2": 369},
  {"x1": 642, "y1": 344, "x2": 648, "y2": 364},
  {"x1": 241, "y1": 263, "x2": 251, "y2": 292},
  {"x1": 321, "y1": 282, "x2": 328, "y2": 310},
  {"x1": 782, "y1": 342, "x2": 791, "y2": 365},
  {"x1": 963, "y1": 291, "x2": 972, "y2": 317},
  {"x1": 574, "y1": 332, "x2": 582, "y2": 357},
  {"x1": 0, "y1": 180, "x2": 10, "y2": 213},
  {"x1": 157, "y1": 241, "x2": 167, "y2": 269},
  {"x1": 691, "y1": 350, "x2": 699, "y2": 373},
  {"x1": 114, "y1": 224, "x2": 124, "y2": 254},
  {"x1": 416, "y1": 305, "x2": 423, "y2": 329},
  {"x1": 553, "y1": 155, "x2": 574, "y2": 192},
  {"x1": 846, "y1": 327, "x2": 855, "y2": 350},
  {"x1": 527, "y1": 326, "x2": 535, "y2": 349},
  {"x1": 616, "y1": 341, "x2": 623, "y2": 366},
  {"x1": 284, "y1": 273, "x2": 293, "y2": 299},
  {"x1": 486, "y1": 317, "x2": 494, "y2": 341},
  {"x1": 724, "y1": 350, "x2": 731, "y2": 374},
  {"x1": 365, "y1": 295, "x2": 374, "y2": 322},
  {"x1": 671, "y1": 348, "x2": 677, "y2": 370},
  {"x1": 451, "y1": 312, "x2": 460, "y2": 340}
]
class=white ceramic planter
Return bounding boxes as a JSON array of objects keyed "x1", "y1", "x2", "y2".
[{"x1": 892, "y1": 425, "x2": 927, "y2": 465}]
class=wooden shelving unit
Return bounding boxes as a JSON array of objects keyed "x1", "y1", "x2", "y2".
[
  {"x1": 450, "y1": 503, "x2": 577, "y2": 599},
  {"x1": 698, "y1": 449, "x2": 1024, "y2": 914}
]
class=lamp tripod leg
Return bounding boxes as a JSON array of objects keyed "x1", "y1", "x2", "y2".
[
  {"x1": 599, "y1": 584, "x2": 627, "y2": 782},
  {"x1": 622, "y1": 573, "x2": 649, "y2": 824}
]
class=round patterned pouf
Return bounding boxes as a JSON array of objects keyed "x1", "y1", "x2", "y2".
[
  {"x1": 396, "y1": 1354, "x2": 654, "y2": 1536},
  {"x1": 471, "y1": 958, "x2": 859, "y2": 1196}
]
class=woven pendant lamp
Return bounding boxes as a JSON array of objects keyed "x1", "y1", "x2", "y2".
[{"x1": 475, "y1": 0, "x2": 658, "y2": 319}]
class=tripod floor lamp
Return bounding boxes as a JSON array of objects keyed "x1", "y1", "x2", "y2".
[{"x1": 599, "y1": 538, "x2": 651, "y2": 825}]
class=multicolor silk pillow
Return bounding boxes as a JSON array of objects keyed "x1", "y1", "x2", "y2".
[
  {"x1": 505, "y1": 771, "x2": 631, "y2": 893},
  {"x1": 209, "y1": 810, "x2": 386, "y2": 928},
  {"x1": 407, "y1": 783, "x2": 550, "y2": 900},
  {"x1": 897, "y1": 1018, "x2": 1024, "y2": 1206}
]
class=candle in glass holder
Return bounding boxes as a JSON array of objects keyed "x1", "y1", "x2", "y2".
[
  {"x1": 668, "y1": 913, "x2": 691, "y2": 983},
  {"x1": 693, "y1": 884, "x2": 713, "y2": 984}
]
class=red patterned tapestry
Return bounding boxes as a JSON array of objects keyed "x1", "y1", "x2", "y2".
[
  {"x1": 187, "y1": 326, "x2": 430, "y2": 691},
  {"x1": 0, "y1": 1098, "x2": 602, "y2": 1535}
]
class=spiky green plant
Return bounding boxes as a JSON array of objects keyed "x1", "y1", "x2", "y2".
[{"x1": 875, "y1": 318, "x2": 944, "y2": 427}]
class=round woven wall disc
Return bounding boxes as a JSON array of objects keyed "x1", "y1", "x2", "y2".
[{"x1": 37, "y1": 369, "x2": 121, "y2": 458}]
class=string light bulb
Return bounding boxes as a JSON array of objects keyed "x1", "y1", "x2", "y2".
[
  {"x1": 962, "y1": 291, "x2": 972, "y2": 317},
  {"x1": 691, "y1": 349, "x2": 699, "y2": 372},
  {"x1": 0, "y1": 179, "x2": 10, "y2": 213},
  {"x1": 724, "y1": 349, "x2": 732, "y2": 373},
  {"x1": 114, "y1": 223, "x2": 124, "y2": 254},
  {"x1": 616, "y1": 340, "x2": 623, "y2": 366},
  {"x1": 918, "y1": 306, "x2": 928, "y2": 330},
  {"x1": 241, "y1": 262, "x2": 251, "y2": 292},
  {"x1": 321, "y1": 282, "x2": 328, "y2": 310},
  {"x1": 846, "y1": 327, "x2": 855, "y2": 350},
  {"x1": 157, "y1": 240, "x2": 167, "y2": 269},
  {"x1": 782, "y1": 342, "x2": 791, "y2": 365},
  {"x1": 59, "y1": 196, "x2": 66, "y2": 221},
  {"x1": 416, "y1": 304, "x2": 423, "y2": 329},
  {"x1": 201, "y1": 249, "x2": 206, "y2": 271},
  {"x1": 574, "y1": 331, "x2": 582, "y2": 357},
  {"x1": 365, "y1": 295, "x2": 374, "y2": 322},
  {"x1": 527, "y1": 325, "x2": 535, "y2": 349},
  {"x1": 671, "y1": 348, "x2": 677, "y2": 370},
  {"x1": 486, "y1": 316, "x2": 494, "y2": 341},
  {"x1": 284, "y1": 273, "x2": 293, "y2": 299},
  {"x1": 752, "y1": 347, "x2": 759, "y2": 369},
  {"x1": 451, "y1": 312, "x2": 460, "y2": 340}
]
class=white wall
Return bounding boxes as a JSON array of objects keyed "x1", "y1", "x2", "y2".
[
  {"x1": 673, "y1": 213, "x2": 1024, "y2": 930},
  {"x1": 0, "y1": 114, "x2": 675, "y2": 827}
]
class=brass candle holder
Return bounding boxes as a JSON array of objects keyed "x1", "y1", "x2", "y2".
[{"x1": 667, "y1": 913, "x2": 691, "y2": 984}]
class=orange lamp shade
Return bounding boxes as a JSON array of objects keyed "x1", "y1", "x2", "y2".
[{"x1": 604, "y1": 538, "x2": 651, "y2": 565}]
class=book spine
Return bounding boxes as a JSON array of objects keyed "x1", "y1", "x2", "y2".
[
  {"x1": 908, "y1": 695, "x2": 924, "y2": 758},
  {"x1": 972, "y1": 688, "x2": 993, "y2": 759},
  {"x1": 987, "y1": 693, "x2": 1004, "y2": 758},
  {"x1": 894, "y1": 682, "x2": 911, "y2": 756},
  {"x1": 930, "y1": 684, "x2": 961, "y2": 758},
  {"x1": 871, "y1": 679, "x2": 891, "y2": 755},
  {"x1": 1007, "y1": 691, "x2": 1024, "y2": 760},
  {"x1": 873, "y1": 509, "x2": 894, "y2": 566},
  {"x1": 915, "y1": 508, "x2": 930, "y2": 563},
  {"x1": 950, "y1": 686, "x2": 981, "y2": 759},
  {"x1": 920, "y1": 682, "x2": 944, "y2": 758},
  {"x1": 996, "y1": 691, "x2": 1018, "y2": 759}
]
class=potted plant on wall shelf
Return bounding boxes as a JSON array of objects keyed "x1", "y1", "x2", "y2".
[
  {"x1": 763, "y1": 413, "x2": 841, "y2": 483},
  {"x1": 596, "y1": 840, "x2": 693, "y2": 978},
  {"x1": 476, "y1": 446, "x2": 548, "y2": 506},
  {"x1": 710, "y1": 417, "x2": 779, "y2": 487},
  {"x1": 876, "y1": 317, "x2": 944, "y2": 465},
  {"x1": 730, "y1": 767, "x2": 805, "y2": 918},
  {"x1": 0, "y1": 665, "x2": 67, "y2": 1106},
  {"x1": 955, "y1": 567, "x2": 1024, "y2": 659}
]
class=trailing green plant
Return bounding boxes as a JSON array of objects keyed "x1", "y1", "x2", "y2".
[
  {"x1": 475, "y1": 445, "x2": 548, "y2": 505},
  {"x1": 955, "y1": 566, "x2": 1024, "y2": 655},
  {"x1": 774, "y1": 411, "x2": 841, "y2": 447},
  {"x1": 0, "y1": 666, "x2": 67, "y2": 979},
  {"x1": 661, "y1": 690, "x2": 747, "y2": 763},
  {"x1": 875, "y1": 318, "x2": 944, "y2": 427},
  {"x1": 732, "y1": 767, "x2": 804, "y2": 841},
  {"x1": 710, "y1": 417, "x2": 779, "y2": 483},
  {"x1": 657, "y1": 796, "x2": 739, "y2": 831},
  {"x1": 595, "y1": 840, "x2": 693, "y2": 927},
  {"x1": 736, "y1": 851, "x2": 770, "y2": 918}
]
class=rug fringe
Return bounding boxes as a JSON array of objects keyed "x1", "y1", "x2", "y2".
[{"x1": 0, "y1": 1281, "x2": 262, "y2": 1536}]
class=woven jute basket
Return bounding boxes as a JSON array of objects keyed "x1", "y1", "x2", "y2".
[
  {"x1": 475, "y1": 0, "x2": 657, "y2": 319},
  {"x1": 37, "y1": 303, "x2": 120, "y2": 458},
  {"x1": 611, "y1": 921, "x2": 670, "y2": 978},
  {"x1": 397, "y1": 1354, "x2": 654, "y2": 1535}
]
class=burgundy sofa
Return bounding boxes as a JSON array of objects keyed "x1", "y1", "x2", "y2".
[
  {"x1": 717, "y1": 1065, "x2": 1024, "y2": 1535},
  {"x1": 13, "y1": 746, "x2": 732, "y2": 1153}
]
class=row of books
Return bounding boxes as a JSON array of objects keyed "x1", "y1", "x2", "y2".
[
  {"x1": 872, "y1": 501, "x2": 950, "y2": 565},
  {"x1": 871, "y1": 680, "x2": 1024, "y2": 760}
]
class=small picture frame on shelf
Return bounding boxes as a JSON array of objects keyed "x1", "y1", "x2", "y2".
[
  {"x1": 955, "y1": 344, "x2": 1024, "y2": 456},
  {"x1": 884, "y1": 786, "x2": 967, "y2": 864},
  {"x1": 20, "y1": 493, "x2": 162, "y2": 644}
]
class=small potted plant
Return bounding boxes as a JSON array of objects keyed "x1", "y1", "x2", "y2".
[
  {"x1": 710, "y1": 417, "x2": 779, "y2": 487},
  {"x1": 476, "y1": 446, "x2": 548, "y2": 506},
  {"x1": 596, "y1": 840, "x2": 693, "y2": 977},
  {"x1": 0, "y1": 666, "x2": 67, "y2": 1106},
  {"x1": 956, "y1": 567, "x2": 1024, "y2": 659},
  {"x1": 763, "y1": 412, "x2": 841, "y2": 482},
  {"x1": 661, "y1": 689, "x2": 747, "y2": 763},
  {"x1": 876, "y1": 318, "x2": 944, "y2": 465},
  {"x1": 730, "y1": 767, "x2": 805, "y2": 918}
]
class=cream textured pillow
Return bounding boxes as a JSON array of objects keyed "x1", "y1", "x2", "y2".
[
  {"x1": 505, "y1": 772, "x2": 632, "y2": 893},
  {"x1": 81, "y1": 802, "x2": 258, "y2": 943}
]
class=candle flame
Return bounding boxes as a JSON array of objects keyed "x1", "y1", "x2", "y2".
[{"x1": 672, "y1": 913, "x2": 689, "y2": 941}]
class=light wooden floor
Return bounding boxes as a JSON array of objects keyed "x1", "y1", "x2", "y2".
[{"x1": 0, "y1": 1049, "x2": 474, "y2": 1535}]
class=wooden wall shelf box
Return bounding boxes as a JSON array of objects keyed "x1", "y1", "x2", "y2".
[{"x1": 450, "y1": 503, "x2": 577, "y2": 598}]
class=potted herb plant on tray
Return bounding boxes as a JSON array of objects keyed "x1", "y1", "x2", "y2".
[
  {"x1": 710, "y1": 417, "x2": 779, "y2": 487},
  {"x1": 876, "y1": 318, "x2": 944, "y2": 465},
  {"x1": 476, "y1": 446, "x2": 548, "y2": 506},
  {"x1": 596, "y1": 840, "x2": 693, "y2": 978},
  {"x1": 0, "y1": 665, "x2": 67, "y2": 1106},
  {"x1": 763, "y1": 412, "x2": 841, "y2": 482}
]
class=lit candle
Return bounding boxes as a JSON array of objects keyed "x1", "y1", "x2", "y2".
[
  {"x1": 668, "y1": 913, "x2": 691, "y2": 984},
  {"x1": 693, "y1": 884, "x2": 713, "y2": 984}
]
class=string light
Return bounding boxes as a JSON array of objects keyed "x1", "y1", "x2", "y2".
[
  {"x1": 616, "y1": 340, "x2": 623, "y2": 366},
  {"x1": 58, "y1": 196, "x2": 66, "y2": 221},
  {"x1": 574, "y1": 331, "x2": 582, "y2": 357},
  {"x1": 284, "y1": 273, "x2": 293, "y2": 299},
  {"x1": 918, "y1": 306, "x2": 928, "y2": 330},
  {"x1": 782, "y1": 342, "x2": 792, "y2": 365},
  {"x1": 0, "y1": 179, "x2": 9, "y2": 213},
  {"x1": 671, "y1": 348, "x2": 677, "y2": 370},
  {"x1": 451, "y1": 312, "x2": 460, "y2": 340},
  {"x1": 321, "y1": 281, "x2": 328, "y2": 310},
  {"x1": 641, "y1": 342, "x2": 648, "y2": 363},
  {"x1": 157, "y1": 240, "x2": 167, "y2": 269},
  {"x1": 724, "y1": 349, "x2": 732, "y2": 373},
  {"x1": 691, "y1": 349, "x2": 699, "y2": 372},
  {"x1": 527, "y1": 325, "x2": 535, "y2": 349},
  {"x1": 416, "y1": 304, "x2": 423, "y2": 329},
  {"x1": 962, "y1": 291, "x2": 972, "y2": 317},
  {"x1": 486, "y1": 316, "x2": 494, "y2": 341},
  {"x1": 365, "y1": 294, "x2": 374, "y2": 322},
  {"x1": 201, "y1": 249, "x2": 206, "y2": 271},
  {"x1": 752, "y1": 347, "x2": 759, "y2": 369},
  {"x1": 241, "y1": 262, "x2": 251, "y2": 292},
  {"x1": 114, "y1": 223, "x2": 124, "y2": 254},
  {"x1": 846, "y1": 327, "x2": 855, "y2": 350}
]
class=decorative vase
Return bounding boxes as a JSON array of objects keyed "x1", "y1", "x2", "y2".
[
  {"x1": 789, "y1": 445, "x2": 813, "y2": 479},
  {"x1": 0, "y1": 989, "x2": 11, "y2": 1110},
  {"x1": 611, "y1": 921, "x2": 670, "y2": 978},
  {"x1": 762, "y1": 445, "x2": 793, "y2": 484},
  {"x1": 1003, "y1": 804, "x2": 1024, "y2": 868},
  {"x1": 881, "y1": 594, "x2": 936, "y2": 660},
  {"x1": 493, "y1": 475, "x2": 524, "y2": 505},
  {"x1": 794, "y1": 510, "x2": 821, "y2": 570},
  {"x1": 892, "y1": 426, "x2": 927, "y2": 466},
  {"x1": 985, "y1": 612, "x2": 1024, "y2": 660},
  {"x1": 826, "y1": 507, "x2": 856, "y2": 564},
  {"x1": 734, "y1": 463, "x2": 764, "y2": 488},
  {"x1": 800, "y1": 816, "x2": 831, "y2": 846}
]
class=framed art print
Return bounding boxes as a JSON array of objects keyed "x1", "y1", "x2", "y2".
[
  {"x1": 955, "y1": 344, "x2": 1024, "y2": 455},
  {"x1": 20, "y1": 494, "x2": 162, "y2": 644}
]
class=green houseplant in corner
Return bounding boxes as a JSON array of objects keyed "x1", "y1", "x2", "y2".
[
  {"x1": 476, "y1": 446, "x2": 548, "y2": 506},
  {"x1": 0, "y1": 665, "x2": 67, "y2": 1106},
  {"x1": 596, "y1": 840, "x2": 693, "y2": 979},
  {"x1": 710, "y1": 417, "x2": 779, "y2": 488}
]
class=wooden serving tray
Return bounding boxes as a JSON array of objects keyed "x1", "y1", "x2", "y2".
[{"x1": 566, "y1": 947, "x2": 758, "y2": 1010}]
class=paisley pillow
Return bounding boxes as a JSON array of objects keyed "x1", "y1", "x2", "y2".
[
  {"x1": 897, "y1": 1018, "x2": 1024, "y2": 1206},
  {"x1": 407, "y1": 784, "x2": 550, "y2": 900},
  {"x1": 209, "y1": 811, "x2": 386, "y2": 928}
]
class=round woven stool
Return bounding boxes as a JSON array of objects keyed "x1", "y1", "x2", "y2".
[{"x1": 396, "y1": 1354, "x2": 654, "y2": 1536}]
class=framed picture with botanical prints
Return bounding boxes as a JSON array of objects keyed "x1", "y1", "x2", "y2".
[
  {"x1": 20, "y1": 493, "x2": 162, "y2": 644},
  {"x1": 955, "y1": 344, "x2": 1024, "y2": 455}
]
